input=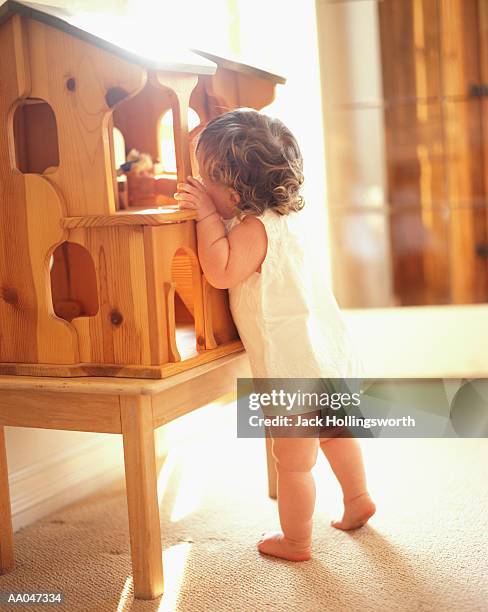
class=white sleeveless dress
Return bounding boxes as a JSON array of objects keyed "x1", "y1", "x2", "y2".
[{"x1": 222, "y1": 208, "x2": 365, "y2": 416}]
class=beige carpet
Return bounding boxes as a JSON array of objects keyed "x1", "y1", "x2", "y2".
[{"x1": 1, "y1": 400, "x2": 487, "y2": 612}]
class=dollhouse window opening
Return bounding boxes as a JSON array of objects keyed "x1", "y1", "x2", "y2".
[
  {"x1": 12, "y1": 98, "x2": 60, "y2": 174},
  {"x1": 105, "y1": 87, "x2": 130, "y2": 109},
  {"x1": 158, "y1": 107, "x2": 201, "y2": 175},
  {"x1": 112, "y1": 126, "x2": 129, "y2": 209},
  {"x1": 113, "y1": 127, "x2": 127, "y2": 170},
  {"x1": 50, "y1": 242, "x2": 99, "y2": 323},
  {"x1": 171, "y1": 247, "x2": 199, "y2": 360}
]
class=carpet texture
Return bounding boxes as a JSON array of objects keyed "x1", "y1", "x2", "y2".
[{"x1": 1, "y1": 400, "x2": 487, "y2": 611}]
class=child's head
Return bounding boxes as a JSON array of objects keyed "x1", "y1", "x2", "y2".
[{"x1": 195, "y1": 108, "x2": 304, "y2": 217}]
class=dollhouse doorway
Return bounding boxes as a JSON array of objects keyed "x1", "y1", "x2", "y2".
[
  {"x1": 12, "y1": 99, "x2": 60, "y2": 174},
  {"x1": 50, "y1": 242, "x2": 99, "y2": 322},
  {"x1": 171, "y1": 247, "x2": 199, "y2": 360}
]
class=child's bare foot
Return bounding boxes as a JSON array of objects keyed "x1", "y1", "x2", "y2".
[
  {"x1": 331, "y1": 492, "x2": 376, "y2": 531},
  {"x1": 257, "y1": 531, "x2": 311, "y2": 561}
]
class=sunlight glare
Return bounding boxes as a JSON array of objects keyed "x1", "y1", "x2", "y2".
[
  {"x1": 126, "y1": 0, "x2": 236, "y2": 56},
  {"x1": 169, "y1": 442, "x2": 206, "y2": 523},
  {"x1": 156, "y1": 449, "x2": 179, "y2": 504},
  {"x1": 158, "y1": 543, "x2": 192, "y2": 612},
  {"x1": 116, "y1": 575, "x2": 133, "y2": 612}
]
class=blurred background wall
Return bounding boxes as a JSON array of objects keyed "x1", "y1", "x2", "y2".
[{"x1": 315, "y1": 0, "x2": 488, "y2": 377}]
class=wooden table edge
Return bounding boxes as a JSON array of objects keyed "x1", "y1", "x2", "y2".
[{"x1": 0, "y1": 351, "x2": 249, "y2": 396}]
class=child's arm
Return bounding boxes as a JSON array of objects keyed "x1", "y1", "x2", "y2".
[
  {"x1": 196, "y1": 214, "x2": 267, "y2": 289},
  {"x1": 175, "y1": 178, "x2": 267, "y2": 289}
]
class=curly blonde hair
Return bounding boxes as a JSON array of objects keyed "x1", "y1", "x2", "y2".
[{"x1": 195, "y1": 108, "x2": 305, "y2": 216}]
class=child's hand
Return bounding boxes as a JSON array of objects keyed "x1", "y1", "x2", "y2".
[{"x1": 174, "y1": 176, "x2": 217, "y2": 221}]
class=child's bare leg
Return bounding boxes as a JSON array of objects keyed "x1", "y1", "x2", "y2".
[
  {"x1": 258, "y1": 436, "x2": 319, "y2": 561},
  {"x1": 319, "y1": 431, "x2": 375, "y2": 530}
]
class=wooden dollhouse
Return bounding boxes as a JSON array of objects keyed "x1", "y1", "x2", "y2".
[{"x1": 0, "y1": 1, "x2": 286, "y2": 379}]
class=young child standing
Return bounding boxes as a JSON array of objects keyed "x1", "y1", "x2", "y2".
[{"x1": 175, "y1": 109, "x2": 376, "y2": 562}]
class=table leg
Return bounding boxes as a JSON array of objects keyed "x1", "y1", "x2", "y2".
[
  {"x1": 265, "y1": 428, "x2": 277, "y2": 500},
  {"x1": 120, "y1": 396, "x2": 163, "y2": 600},
  {"x1": 0, "y1": 426, "x2": 14, "y2": 574}
]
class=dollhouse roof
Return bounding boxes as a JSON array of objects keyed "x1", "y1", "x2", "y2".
[
  {"x1": 0, "y1": 1, "x2": 286, "y2": 84},
  {"x1": 192, "y1": 49, "x2": 286, "y2": 85},
  {"x1": 0, "y1": 0, "x2": 216, "y2": 74}
]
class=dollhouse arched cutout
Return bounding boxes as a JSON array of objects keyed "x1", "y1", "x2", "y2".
[
  {"x1": 105, "y1": 87, "x2": 129, "y2": 109},
  {"x1": 112, "y1": 126, "x2": 128, "y2": 209},
  {"x1": 171, "y1": 246, "x2": 199, "y2": 360},
  {"x1": 12, "y1": 99, "x2": 60, "y2": 173},
  {"x1": 159, "y1": 107, "x2": 201, "y2": 174},
  {"x1": 50, "y1": 242, "x2": 99, "y2": 322},
  {"x1": 113, "y1": 127, "x2": 126, "y2": 169}
]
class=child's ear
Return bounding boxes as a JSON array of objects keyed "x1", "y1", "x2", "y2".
[{"x1": 228, "y1": 188, "x2": 240, "y2": 205}]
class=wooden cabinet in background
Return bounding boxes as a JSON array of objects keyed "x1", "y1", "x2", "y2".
[{"x1": 317, "y1": 0, "x2": 488, "y2": 307}]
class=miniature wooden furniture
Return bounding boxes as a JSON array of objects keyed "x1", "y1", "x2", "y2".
[
  {"x1": 0, "y1": 1, "x2": 285, "y2": 380},
  {"x1": 0, "y1": 352, "x2": 276, "y2": 600}
]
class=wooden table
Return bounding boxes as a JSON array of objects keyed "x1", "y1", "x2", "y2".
[{"x1": 0, "y1": 351, "x2": 276, "y2": 600}]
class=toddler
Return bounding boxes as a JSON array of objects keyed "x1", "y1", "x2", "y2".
[{"x1": 175, "y1": 109, "x2": 376, "y2": 562}]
